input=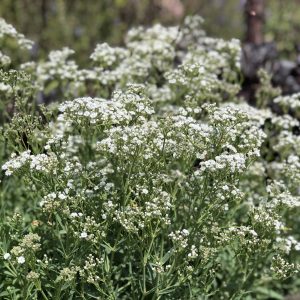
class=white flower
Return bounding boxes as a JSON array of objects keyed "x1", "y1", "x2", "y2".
[
  {"x1": 80, "y1": 231, "x2": 88, "y2": 239},
  {"x1": 182, "y1": 229, "x2": 189, "y2": 236},
  {"x1": 17, "y1": 256, "x2": 25, "y2": 264},
  {"x1": 3, "y1": 253, "x2": 11, "y2": 260},
  {"x1": 58, "y1": 193, "x2": 66, "y2": 200}
]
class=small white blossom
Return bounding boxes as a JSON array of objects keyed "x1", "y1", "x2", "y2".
[
  {"x1": 17, "y1": 256, "x2": 25, "y2": 264},
  {"x1": 3, "y1": 253, "x2": 11, "y2": 260}
]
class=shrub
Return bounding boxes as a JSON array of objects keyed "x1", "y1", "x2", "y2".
[{"x1": 0, "y1": 16, "x2": 300, "y2": 299}]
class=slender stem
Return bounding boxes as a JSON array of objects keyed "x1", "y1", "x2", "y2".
[{"x1": 40, "y1": 289, "x2": 49, "y2": 300}]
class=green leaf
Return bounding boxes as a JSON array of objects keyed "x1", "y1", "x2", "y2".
[
  {"x1": 104, "y1": 255, "x2": 110, "y2": 273},
  {"x1": 161, "y1": 249, "x2": 173, "y2": 264},
  {"x1": 44, "y1": 80, "x2": 59, "y2": 95},
  {"x1": 158, "y1": 284, "x2": 179, "y2": 296}
]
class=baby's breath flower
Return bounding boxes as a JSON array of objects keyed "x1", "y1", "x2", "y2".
[
  {"x1": 2, "y1": 14, "x2": 300, "y2": 300},
  {"x1": 80, "y1": 231, "x2": 88, "y2": 239},
  {"x1": 3, "y1": 253, "x2": 11, "y2": 260},
  {"x1": 17, "y1": 256, "x2": 25, "y2": 264},
  {"x1": 26, "y1": 271, "x2": 39, "y2": 281}
]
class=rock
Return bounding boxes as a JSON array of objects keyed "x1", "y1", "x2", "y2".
[{"x1": 242, "y1": 42, "x2": 277, "y2": 79}]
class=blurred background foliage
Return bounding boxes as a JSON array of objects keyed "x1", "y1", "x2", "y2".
[{"x1": 1, "y1": 0, "x2": 300, "y2": 64}]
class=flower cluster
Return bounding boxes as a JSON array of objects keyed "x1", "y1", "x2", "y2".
[
  {"x1": 0, "y1": 18, "x2": 33, "y2": 50},
  {"x1": 2, "y1": 150, "x2": 58, "y2": 176}
]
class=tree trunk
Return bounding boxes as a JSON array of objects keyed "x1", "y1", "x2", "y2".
[{"x1": 245, "y1": 0, "x2": 265, "y2": 44}]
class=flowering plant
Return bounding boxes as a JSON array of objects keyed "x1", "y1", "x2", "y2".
[{"x1": 0, "y1": 16, "x2": 300, "y2": 299}]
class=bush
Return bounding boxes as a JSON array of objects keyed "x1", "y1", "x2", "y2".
[{"x1": 0, "y1": 16, "x2": 300, "y2": 299}]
